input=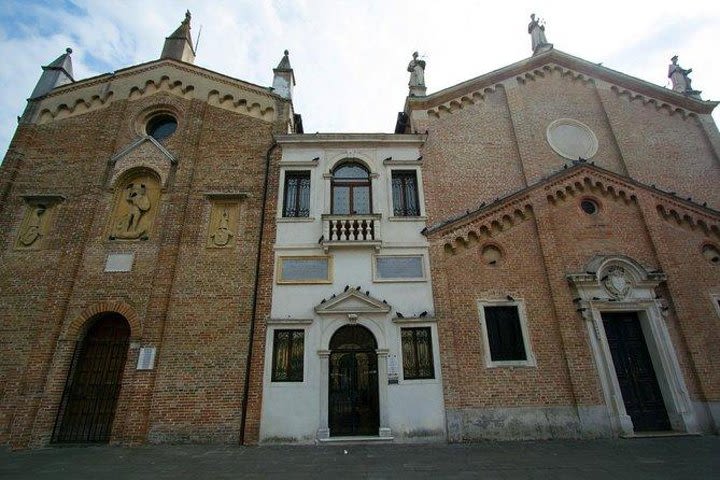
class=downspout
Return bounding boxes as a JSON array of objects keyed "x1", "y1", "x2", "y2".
[{"x1": 240, "y1": 138, "x2": 277, "y2": 445}]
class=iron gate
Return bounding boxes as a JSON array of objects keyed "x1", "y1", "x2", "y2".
[{"x1": 52, "y1": 314, "x2": 130, "y2": 443}]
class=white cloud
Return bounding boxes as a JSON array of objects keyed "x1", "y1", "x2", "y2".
[{"x1": 1, "y1": 0, "x2": 719, "y2": 159}]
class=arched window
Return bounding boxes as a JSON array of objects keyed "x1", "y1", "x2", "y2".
[{"x1": 331, "y1": 162, "x2": 371, "y2": 214}]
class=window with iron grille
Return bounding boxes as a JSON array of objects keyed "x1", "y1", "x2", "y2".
[
  {"x1": 282, "y1": 171, "x2": 311, "y2": 217},
  {"x1": 401, "y1": 327, "x2": 435, "y2": 380},
  {"x1": 272, "y1": 329, "x2": 304, "y2": 382},
  {"x1": 391, "y1": 170, "x2": 420, "y2": 216},
  {"x1": 483, "y1": 305, "x2": 527, "y2": 362}
]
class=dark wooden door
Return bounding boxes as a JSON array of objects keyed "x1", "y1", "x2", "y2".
[
  {"x1": 602, "y1": 312, "x2": 671, "y2": 432},
  {"x1": 329, "y1": 326, "x2": 379, "y2": 436},
  {"x1": 52, "y1": 314, "x2": 130, "y2": 443}
]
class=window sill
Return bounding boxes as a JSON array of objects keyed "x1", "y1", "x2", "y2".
[
  {"x1": 388, "y1": 216, "x2": 427, "y2": 222},
  {"x1": 485, "y1": 360, "x2": 537, "y2": 368},
  {"x1": 277, "y1": 216, "x2": 315, "y2": 223}
]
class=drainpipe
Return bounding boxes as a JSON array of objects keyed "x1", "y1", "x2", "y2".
[{"x1": 240, "y1": 139, "x2": 277, "y2": 445}]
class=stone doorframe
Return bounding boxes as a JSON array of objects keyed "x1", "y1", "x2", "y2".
[
  {"x1": 567, "y1": 255, "x2": 698, "y2": 436},
  {"x1": 316, "y1": 317, "x2": 392, "y2": 439}
]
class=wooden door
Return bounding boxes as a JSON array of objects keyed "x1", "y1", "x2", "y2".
[{"x1": 603, "y1": 312, "x2": 671, "y2": 432}]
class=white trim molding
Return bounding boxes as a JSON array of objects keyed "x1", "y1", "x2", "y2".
[{"x1": 567, "y1": 254, "x2": 699, "y2": 437}]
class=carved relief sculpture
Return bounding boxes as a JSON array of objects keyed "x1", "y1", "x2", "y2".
[
  {"x1": 211, "y1": 208, "x2": 233, "y2": 247},
  {"x1": 15, "y1": 196, "x2": 64, "y2": 250},
  {"x1": 207, "y1": 202, "x2": 239, "y2": 248},
  {"x1": 19, "y1": 204, "x2": 47, "y2": 247},
  {"x1": 109, "y1": 174, "x2": 160, "y2": 240},
  {"x1": 603, "y1": 266, "x2": 632, "y2": 299}
]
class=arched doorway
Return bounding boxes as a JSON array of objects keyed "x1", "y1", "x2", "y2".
[
  {"x1": 329, "y1": 325, "x2": 379, "y2": 436},
  {"x1": 52, "y1": 313, "x2": 131, "y2": 443}
]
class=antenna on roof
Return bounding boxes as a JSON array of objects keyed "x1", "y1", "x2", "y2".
[{"x1": 195, "y1": 25, "x2": 203, "y2": 54}]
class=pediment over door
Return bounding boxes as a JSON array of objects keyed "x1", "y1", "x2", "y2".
[{"x1": 314, "y1": 289, "x2": 392, "y2": 315}]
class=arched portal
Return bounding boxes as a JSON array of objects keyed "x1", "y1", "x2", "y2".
[
  {"x1": 328, "y1": 325, "x2": 379, "y2": 436},
  {"x1": 52, "y1": 313, "x2": 131, "y2": 443}
]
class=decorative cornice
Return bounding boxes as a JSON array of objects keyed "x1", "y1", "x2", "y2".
[
  {"x1": 33, "y1": 60, "x2": 279, "y2": 125},
  {"x1": 275, "y1": 133, "x2": 426, "y2": 145},
  {"x1": 429, "y1": 162, "x2": 720, "y2": 252},
  {"x1": 406, "y1": 49, "x2": 717, "y2": 118}
]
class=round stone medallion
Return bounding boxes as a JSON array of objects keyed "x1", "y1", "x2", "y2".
[{"x1": 546, "y1": 119, "x2": 598, "y2": 160}]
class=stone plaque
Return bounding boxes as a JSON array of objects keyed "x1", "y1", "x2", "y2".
[
  {"x1": 105, "y1": 253, "x2": 134, "y2": 272},
  {"x1": 136, "y1": 346, "x2": 157, "y2": 370}
]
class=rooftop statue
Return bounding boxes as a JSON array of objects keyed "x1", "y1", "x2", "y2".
[
  {"x1": 407, "y1": 51, "x2": 427, "y2": 97},
  {"x1": 668, "y1": 55, "x2": 702, "y2": 99},
  {"x1": 528, "y1": 14, "x2": 552, "y2": 55}
]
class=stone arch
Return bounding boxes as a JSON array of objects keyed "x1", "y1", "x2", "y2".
[
  {"x1": 321, "y1": 318, "x2": 386, "y2": 351},
  {"x1": 326, "y1": 155, "x2": 375, "y2": 175},
  {"x1": 63, "y1": 300, "x2": 142, "y2": 341}
]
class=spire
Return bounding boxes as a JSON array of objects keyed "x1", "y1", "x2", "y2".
[
  {"x1": 161, "y1": 10, "x2": 196, "y2": 64},
  {"x1": 29, "y1": 48, "x2": 75, "y2": 99},
  {"x1": 272, "y1": 50, "x2": 295, "y2": 100}
]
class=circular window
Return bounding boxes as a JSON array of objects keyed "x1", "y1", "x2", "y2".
[
  {"x1": 546, "y1": 119, "x2": 598, "y2": 160},
  {"x1": 146, "y1": 114, "x2": 177, "y2": 141},
  {"x1": 580, "y1": 199, "x2": 599, "y2": 215},
  {"x1": 702, "y1": 244, "x2": 720, "y2": 265}
]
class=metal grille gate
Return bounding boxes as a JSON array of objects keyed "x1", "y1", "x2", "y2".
[{"x1": 52, "y1": 314, "x2": 130, "y2": 443}]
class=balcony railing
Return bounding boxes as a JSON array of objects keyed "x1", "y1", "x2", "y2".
[{"x1": 321, "y1": 214, "x2": 382, "y2": 250}]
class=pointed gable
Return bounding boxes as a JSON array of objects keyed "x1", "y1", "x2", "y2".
[{"x1": 315, "y1": 289, "x2": 392, "y2": 315}]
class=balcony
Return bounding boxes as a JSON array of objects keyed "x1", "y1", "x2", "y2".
[{"x1": 321, "y1": 214, "x2": 382, "y2": 251}]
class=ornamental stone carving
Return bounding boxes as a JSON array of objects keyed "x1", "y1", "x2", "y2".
[
  {"x1": 207, "y1": 201, "x2": 240, "y2": 248},
  {"x1": 16, "y1": 204, "x2": 50, "y2": 249},
  {"x1": 603, "y1": 265, "x2": 632, "y2": 299},
  {"x1": 109, "y1": 173, "x2": 160, "y2": 240}
]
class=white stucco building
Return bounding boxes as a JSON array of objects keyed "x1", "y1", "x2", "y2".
[{"x1": 260, "y1": 134, "x2": 446, "y2": 442}]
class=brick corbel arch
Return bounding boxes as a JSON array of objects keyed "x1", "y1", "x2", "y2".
[{"x1": 62, "y1": 300, "x2": 143, "y2": 341}]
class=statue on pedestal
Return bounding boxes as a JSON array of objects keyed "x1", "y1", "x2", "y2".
[
  {"x1": 407, "y1": 51, "x2": 426, "y2": 97},
  {"x1": 528, "y1": 14, "x2": 552, "y2": 55},
  {"x1": 668, "y1": 55, "x2": 702, "y2": 99}
]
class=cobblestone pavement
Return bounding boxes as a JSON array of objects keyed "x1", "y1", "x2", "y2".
[{"x1": 1, "y1": 436, "x2": 718, "y2": 479}]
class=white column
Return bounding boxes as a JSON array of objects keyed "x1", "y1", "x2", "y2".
[
  {"x1": 376, "y1": 348, "x2": 392, "y2": 438},
  {"x1": 317, "y1": 349, "x2": 330, "y2": 439}
]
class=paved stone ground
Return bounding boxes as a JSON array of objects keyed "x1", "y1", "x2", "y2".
[{"x1": 1, "y1": 436, "x2": 718, "y2": 479}]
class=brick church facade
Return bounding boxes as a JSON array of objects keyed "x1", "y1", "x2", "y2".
[{"x1": 1, "y1": 13, "x2": 718, "y2": 448}]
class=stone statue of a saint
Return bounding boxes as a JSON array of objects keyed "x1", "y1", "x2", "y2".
[
  {"x1": 528, "y1": 14, "x2": 552, "y2": 54},
  {"x1": 113, "y1": 182, "x2": 151, "y2": 239},
  {"x1": 19, "y1": 205, "x2": 46, "y2": 246},
  {"x1": 668, "y1": 55, "x2": 701, "y2": 98},
  {"x1": 407, "y1": 51, "x2": 426, "y2": 97}
]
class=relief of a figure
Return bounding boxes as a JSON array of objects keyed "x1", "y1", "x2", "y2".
[
  {"x1": 109, "y1": 174, "x2": 159, "y2": 240},
  {"x1": 19, "y1": 204, "x2": 47, "y2": 247},
  {"x1": 207, "y1": 202, "x2": 239, "y2": 248}
]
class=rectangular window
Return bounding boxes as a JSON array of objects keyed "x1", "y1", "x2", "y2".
[
  {"x1": 272, "y1": 329, "x2": 304, "y2": 382},
  {"x1": 391, "y1": 170, "x2": 420, "y2": 216},
  {"x1": 374, "y1": 255, "x2": 424, "y2": 281},
  {"x1": 401, "y1": 327, "x2": 435, "y2": 380},
  {"x1": 282, "y1": 171, "x2": 310, "y2": 217},
  {"x1": 483, "y1": 305, "x2": 527, "y2": 362},
  {"x1": 277, "y1": 256, "x2": 331, "y2": 283}
]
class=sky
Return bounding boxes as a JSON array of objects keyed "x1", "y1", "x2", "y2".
[{"x1": 1, "y1": 0, "x2": 719, "y2": 160}]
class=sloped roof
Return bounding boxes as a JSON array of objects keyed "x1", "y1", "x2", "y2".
[{"x1": 406, "y1": 49, "x2": 717, "y2": 116}]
